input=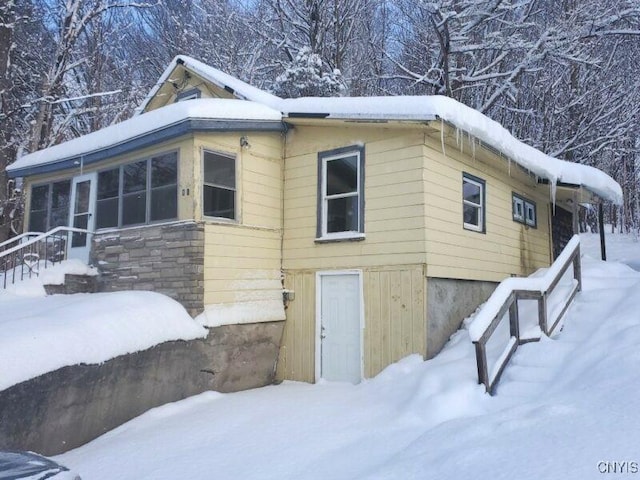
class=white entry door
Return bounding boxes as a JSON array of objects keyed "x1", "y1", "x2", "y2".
[
  {"x1": 67, "y1": 173, "x2": 97, "y2": 263},
  {"x1": 318, "y1": 272, "x2": 362, "y2": 383}
]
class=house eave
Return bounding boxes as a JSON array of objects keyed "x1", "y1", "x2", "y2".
[{"x1": 8, "y1": 118, "x2": 286, "y2": 178}]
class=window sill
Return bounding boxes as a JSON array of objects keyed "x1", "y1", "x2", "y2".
[
  {"x1": 463, "y1": 224, "x2": 485, "y2": 234},
  {"x1": 315, "y1": 233, "x2": 365, "y2": 244}
]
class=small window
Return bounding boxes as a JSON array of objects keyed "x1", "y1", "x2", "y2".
[
  {"x1": 512, "y1": 194, "x2": 525, "y2": 222},
  {"x1": 512, "y1": 192, "x2": 536, "y2": 228},
  {"x1": 525, "y1": 201, "x2": 537, "y2": 227},
  {"x1": 463, "y1": 173, "x2": 485, "y2": 233},
  {"x1": 317, "y1": 146, "x2": 365, "y2": 240},
  {"x1": 203, "y1": 150, "x2": 236, "y2": 220},
  {"x1": 176, "y1": 88, "x2": 201, "y2": 102}
]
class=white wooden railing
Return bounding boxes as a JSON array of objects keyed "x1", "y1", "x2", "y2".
[{"x1": 469, "y1": 235, "x2": 582, "y2": 394}]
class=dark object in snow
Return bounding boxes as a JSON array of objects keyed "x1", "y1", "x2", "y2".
[{"x1": 0, "y1": 450, "x2": 81, "y2": 479}]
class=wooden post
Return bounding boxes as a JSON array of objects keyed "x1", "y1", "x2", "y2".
[
  {"x1": 573, "y1": 245, "x2": 582, "y2": 292},
  {"x1": 474, "y1": 341, "x2": 489, "y2": 392},
  {"x1": 599, "y1": 202, "x2": 607, "y2": 261},
  {"x1": 509, "y1": 296, "x2": 520, "y2": 342},
  {"x1": 538, "y1": 293, "x2": 548, "y2": 335}
]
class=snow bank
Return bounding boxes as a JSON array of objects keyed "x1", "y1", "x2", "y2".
[
  {"x1": 8, "y1": 98, "x2": 282, "y2": 173},
  {"x1": 0, "y1": 291, "x2": 207, "y2": 391},
  {"x1": 57, "y1": 237, "x2": 640, "y2": 480},
  {"x1": 0, "y1": 259, "x2": 98, "y2": 297}
]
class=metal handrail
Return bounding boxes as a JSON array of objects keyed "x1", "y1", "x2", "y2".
[
  {"x1": 470, "y1": 235, "x2": 582, "y2": 395},
  {"x1": 0, "y1": 232, "x2": 43, "y2": 251},
  {"x1": 1, "y1": 226, "x2": 93, "y2": 289}
]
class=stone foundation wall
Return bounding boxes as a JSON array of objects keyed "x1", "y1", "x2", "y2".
[
  {"x1": 0, "y1": 321, "x2": 284, "y2": 456},
  {"x1": 92, "y1": 221, "x2": 204, "y2": 316}
]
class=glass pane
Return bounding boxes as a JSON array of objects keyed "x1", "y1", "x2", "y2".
[
  {"x1": 122, "y1": 192, "x2": 147, "y2": 225},
  {"x1": 464, "y1": 204, "x2": 479, "y2": 226},
  {"x1": 96, "y1": 197, "x2": 119, "y2": 229},
  {"x1": 204, "y1": 151, "x2": 235, "y2": 188},
  {"x1": 98, "y1": 169, "x2": 120, "y2": 199},
  {"x1": 29, "y1": 210, "x2": 47, "y2": 232},
  {"x1": 151, "y1": 185, "x2": 177, "y2": 221},
  {"x1": 463, "y1": 179, "x2": 481, "y2": 205},
  {"x1": 51, "y1": 181, "x2": 71, "y2": 209},
  {"x1": 31, "y1": 185, "x2": 49, "y2": 211},
  {"x1": 203, "y1": 185, "x2": 235, "y2": 219},
  {"x1": 327, "y1": 196, "x2": 358, "y2": 233},
  {"x1": 72, "y1": 214, "x2": 88, "y2": 247},
  {"x1": 123, "y1": 160, "x2": 147, "y2": 194},
  {"x1": 50, "y1": 207, "x2": 68, "y2": 228},
  {"x1": 151, "y1": 153, "x2": 178, "y2": 188},
  {"x1": 74, "y1": 180, "x2": 90, "y2": 214},
  {"x1": 326, "y1": 155, "x2": 358, "y2": 195}
]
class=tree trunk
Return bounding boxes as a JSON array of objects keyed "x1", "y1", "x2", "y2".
[{"x1": 0, "y1": 2, "x2": 15, "y2": 242}]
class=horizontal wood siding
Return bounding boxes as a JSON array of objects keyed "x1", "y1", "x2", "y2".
[
  {"x1": 283, "y1": 125, "x2": 428, "y2": 270},
  {"x1": 423, "y1": 132, "x2": 552, "y2": 282},
  {"x1": 277, "y1": 265, "x2": 426, "y2": 382},
  {"x1": 203, "y1": 223, "x2": 282, "y2": 306}
]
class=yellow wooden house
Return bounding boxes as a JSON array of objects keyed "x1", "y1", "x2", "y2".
[{"x1": 7, "y1": 55, "x2": 622, "y2": 385}]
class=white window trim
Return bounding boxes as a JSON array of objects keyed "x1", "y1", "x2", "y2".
[
  {"x1": 513, "y1": 195, "x2": 525, "y2": 222},
  {"x1": 463, "y1": 175, "x2": 484, "y2": 233},
  {"x1": 525, "y1": 201, "x2": 536, "y2": 227},
  {"x1": 318, "y1": 149, "x2": 363, "y2": 241}
]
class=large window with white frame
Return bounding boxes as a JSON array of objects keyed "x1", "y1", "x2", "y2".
[
  {"x1": 317, "y1": 145, "x2": 365, "y2": 240},
  {"x1": 95, "y1": 151, "x2": 178, "y2": 229},
  {"x1": 203, "y1": 150, "x2": 236, "y2": 220},
  {"x1": 29, "y1": 179, "x2": 71, "y2": 232},
  {"x1": 463, "y1": 173, "x2": 485, "y2": 233}
]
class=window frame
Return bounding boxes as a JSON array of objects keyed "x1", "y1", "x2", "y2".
[
  {"x1": 202, "y1": 149, "x2": 237, "y2": 222},
  {"x1": 512, "y1": 192, "x2": 537, "y2": 228},
  {"x1": 28, "y1": 179, "x2": 71, "y2": 233},
  {"x1": 462, "y1": 172, "x2": 486, "y2": 233},
  {"x1": 316, "y1": 145, "x2": 365, "y2": 242},
  {"x1": 95, "y1": 150, "x2": 179, "y2": 230},
  {"x1": 175, "y1": 88, "x2": 201, "y2": 102}
]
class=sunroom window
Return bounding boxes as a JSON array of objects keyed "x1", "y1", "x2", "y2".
[
  {"x1": 95, "y1": 151, "x2": 178, "y2": 229},
  {"x1": 29, "y1": 180, "x2": 71, "y2": 232},
  {"x1": 317, "y1": 146, "x2": 365, "y2": 239}
]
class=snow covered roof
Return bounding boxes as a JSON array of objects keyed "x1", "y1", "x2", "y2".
[
  {"x1": 281, "y1": 95, "x2": 622, "y2": 204},
  {"x1": 7, "y1": 99, "x2": 283, "y2": 177},
  {"x1": 137, "y1": 55, "x2": 283, "y2": 114},
  {"x1": 10, "y1": 55, "x2": 622, "y2": 204}
]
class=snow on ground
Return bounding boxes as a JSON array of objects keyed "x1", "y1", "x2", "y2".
[
  {"x1": 0, "y1": 259, "x2": 98, "y2": 297},
  {"x1": 0, "y1": 269, "x2": 207, "y2": 390},
  {"x1": 55, "y1": 234, "x2": 640, "y2": 480}
]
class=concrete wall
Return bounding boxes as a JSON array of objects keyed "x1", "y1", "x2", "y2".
[
  {"x1": 92, "y1": 221, "x2": 205, "y2": 316},
  {"x1": 426, "y1": 277, "x2": 497, "y2": 358},
  {"x1": 0, "y1": 321, "x2": 284, "y2": 456}
]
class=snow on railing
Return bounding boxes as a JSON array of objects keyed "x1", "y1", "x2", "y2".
[
  {"x1": 470, "y1": 235, "x2": 582, "y2": 395},
  {"x1": 0, "y1": 227, "x2": 91, "y2": 290},
  {"x1": 0, "y1": 232, "x2": 43, "y2": 253}
]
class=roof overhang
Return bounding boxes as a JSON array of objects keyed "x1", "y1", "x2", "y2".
[{"x1": 7, "y1": 118, "x2": 285, "y2": 178}]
